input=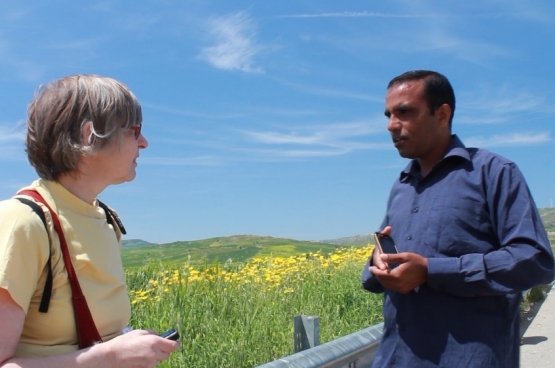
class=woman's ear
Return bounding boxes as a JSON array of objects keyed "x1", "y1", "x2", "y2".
[{"x1": 81, "y1": 121, "x2": 94, "y2": 147}]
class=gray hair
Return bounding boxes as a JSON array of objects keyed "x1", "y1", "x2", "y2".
[{"x1": 26, "y1": 74, "x2": 142, "y2": 180}]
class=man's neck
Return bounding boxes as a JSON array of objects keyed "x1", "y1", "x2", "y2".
[{"x1": 418, "y1": 134, "x2": 453, "y2": 178}]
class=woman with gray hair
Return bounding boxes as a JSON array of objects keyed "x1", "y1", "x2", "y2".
[{"x1": 0, "y1": 75, "x2": 179, "y2": 367}]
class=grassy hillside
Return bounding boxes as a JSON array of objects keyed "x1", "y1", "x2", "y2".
[
  {"x1": 540, "y1": 207, "x2": 555, "y2": 245},
  {"x1": 122, "y1": 207, "x2": 555, "y2": 268},
  {"x1": 121, "y1": 234, "x2": 352, "y2": 268},
  {"x1": 122, "y1": 239, "x2": 156, "y2": 248},
  {"x1": 540, "y1": 207, "x2": 555, "y2": 231},
  {"x1": 321, "y1": 234, "x2": 374, "y2": 246}
]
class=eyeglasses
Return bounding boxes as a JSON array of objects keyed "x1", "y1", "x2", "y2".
[{"x1": 130, "y1": 124, "x2": 142, "y2": 140}]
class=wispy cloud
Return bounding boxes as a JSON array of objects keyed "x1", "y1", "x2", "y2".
[
  {"x1": 278, "y1": 79, "x2": 383, "y2": 102},
  {"x1": 457, "y1": 87, "x2": 546, "y2": 125},
  {"x1": 141, "y1": 155, "x2": 221, "y2": 166},
  {"x1": 0, "y1": 36, "x2": 46, "y2": 81},
  {"x1": 245, "y1": 121, "x2": 378, "y2": 145},
  {"x1": 0, "y1": 124, "x2": 25, "y2": 143},
  {"x1": 287, "y1": 12, "x2": 510, "y2": 67},
  {"x1": 241, "y1": 147, "x2": 351, "y2": 158},
  {"x1": 199, "y1": 12, "x2": 263, "y2": 73},
  {"x1": 278, "y1": 11, "x2": 426, "y2": 19},
  {"x1": 144, "y1": 102, "x2": 247, "y2": 120},
  {"x1": 0, "y1": 122, "x2": 30, "y2": 162},
  {"x1": 417, "y1": 33, "x2": 512, "y2": 65},
  {"x1": 42, "y1": 38, "x2": 101, "y2": 51},
  {"x1": 466, "y1": 132, "x2": 551, "y2": 147},
  {"x1": 242, "y1": 120, "x2": 389, "y2": 158},
  {"x1": 244, "y1": 106, "x2": 330, "y2": 117},
  {"x1": 489, "y1": 0, "x2": 554, "y2": 23},
  {"x1": 0, "y1": 146, "x2": 26, "y2": 162},
  {"x1": 470, "y1": 91, "x2": 543, "y2": 115}
]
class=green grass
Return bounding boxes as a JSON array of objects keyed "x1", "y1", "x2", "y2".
[{"x1": 126, "y1": 247, "x2": 382, "y2": 368}]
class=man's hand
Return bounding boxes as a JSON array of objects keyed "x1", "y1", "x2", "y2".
[
  {"x1": 371, "y1": 226, "x2": 390, "y2": 271},
  {"x1": 370, "y1": 252, "x2": 428, "y2": 294}
]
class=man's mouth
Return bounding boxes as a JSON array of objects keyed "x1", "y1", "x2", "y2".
[{"x1": 392, "y1": 136, "x2": 407, "y2": 147}]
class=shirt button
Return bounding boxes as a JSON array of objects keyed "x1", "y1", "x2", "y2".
[
  {"x1": 412, "y1": 207, "x2": 419, "y2": 213},
  {"x1": 407, "y1": 235, "x2": 412, "y2": 240}
]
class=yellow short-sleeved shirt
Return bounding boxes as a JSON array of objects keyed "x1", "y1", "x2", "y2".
[{"x1": 0, "y1": 179, "x2": 131, "y2": 357}]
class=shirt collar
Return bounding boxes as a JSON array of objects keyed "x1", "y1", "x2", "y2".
[{"x1": 399, "y1": 134, "x2": 470, "y2": 181}]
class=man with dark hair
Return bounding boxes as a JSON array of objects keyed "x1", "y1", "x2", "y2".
[
  {"x1": 362, "y1": 70, "x2": 554, "y2": 367},
  {"x1": 387, "y1": 70, "x2": 456, "y2": 128}
]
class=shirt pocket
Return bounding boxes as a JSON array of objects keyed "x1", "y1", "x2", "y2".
[{"x1": 424, "y1": 196, "x2": 492, "y2": 256}]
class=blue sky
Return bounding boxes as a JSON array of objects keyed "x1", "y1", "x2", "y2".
[{"x1": 1, "y1": 0, "x2": 554, "y2": 244}]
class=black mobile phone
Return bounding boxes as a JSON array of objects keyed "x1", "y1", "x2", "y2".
[
  {"x1": 160, "y1": 328, "x2": 180, "y2": 341},
  {"x1": 373, "y1": 232, "x2": 399, "y2": 269},
  {"x1": 373, "y1": 232, "x2": 398, "y2": 254}
]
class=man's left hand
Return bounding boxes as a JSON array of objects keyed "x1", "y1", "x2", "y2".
[{"x1": 369, "y1": 252, "x2": 428, "y2": 294}]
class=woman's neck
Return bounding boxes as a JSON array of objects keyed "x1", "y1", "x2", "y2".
[{"x1": 56, "y1": 172, "x2": 106, "y2": 204}]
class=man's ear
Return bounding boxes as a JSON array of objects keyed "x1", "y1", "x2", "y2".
[{"x1": 436, "y1": 104, "x2": 452, "y2": 128}]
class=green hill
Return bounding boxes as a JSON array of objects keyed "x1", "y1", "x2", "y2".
[
  {"x1": 121, "y1": 234, "x2": 356, "y2": 268},
  {"x1": 540, "y1": 207, "x2": 555, "y2": 245},
  {"x1": 321, "y1": 234, "x2": 374, "y2": 246},
  {"x1": 122, "y1": 239, "x2": 156, "y2": 248},
  {"x1": 539, "y1": 207, "x2": 555, "y2": 232},
  {"x1": 122, "y1": 207, "x2": 555, "y2": 268}
]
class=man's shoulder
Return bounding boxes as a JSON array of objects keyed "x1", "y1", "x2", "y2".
[{"x1": 466, "y1": 147, "x2": 515, "y2": 167}]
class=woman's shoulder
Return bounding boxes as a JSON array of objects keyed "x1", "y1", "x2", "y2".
[{"x1": 0, "y1": 196, "x2": 49, "y2": 234}]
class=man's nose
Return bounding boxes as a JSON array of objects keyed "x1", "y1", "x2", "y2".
[{"x1": 387, "y1": 116, "x2": 401, "y2": 132}]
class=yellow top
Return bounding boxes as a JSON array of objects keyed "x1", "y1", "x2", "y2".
[{"x1": 0, "y1": 179, "x2": 131, "y2": 357}]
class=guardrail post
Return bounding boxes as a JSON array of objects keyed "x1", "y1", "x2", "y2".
[{"x1": 293, "y1": 315, "x2": 320, "y2": 353}]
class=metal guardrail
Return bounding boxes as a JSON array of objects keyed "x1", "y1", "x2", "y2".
[
  {"x1": 255, "y1": 322, "x2": 384, "y2": 368},
  {"x1": 255, "y1": 286, "x2": 543, "y2": 367}
]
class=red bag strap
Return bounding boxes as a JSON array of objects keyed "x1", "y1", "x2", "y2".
[{"x1": 18, "y1": 190, "x2": 103, "y2": 349}]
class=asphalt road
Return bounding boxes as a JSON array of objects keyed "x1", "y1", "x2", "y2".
[{"x1": 520, "y1": 283, "x2": 555, "y2": 367}]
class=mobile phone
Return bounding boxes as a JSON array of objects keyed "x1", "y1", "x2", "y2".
[
  {"x1": 160, "y1": 328, "x2": 180, "y2": 341},
  {"x1": 373, "y1": 232, "x2": 399, "y2": 269},
  {"x1": 373, "y1": 232, "x2": 398, "y2": 254}
]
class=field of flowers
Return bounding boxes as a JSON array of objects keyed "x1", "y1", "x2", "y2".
[{"x1": 126, "y1": 245, "x2": 384, "y2": 367}]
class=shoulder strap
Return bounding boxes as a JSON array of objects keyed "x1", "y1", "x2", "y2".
[
  {"x1": 98, "y1": 200, "x2": 127, "y2": 235},
  {"x1": 15, "y1": 198, "x2": 53, "y2": 313},
  {"x1": 16, "y1": 195, "x2": 123, "y2": 314},
  {"x1": 18, "y1": 190, "x2": 103, "y2": 348}
]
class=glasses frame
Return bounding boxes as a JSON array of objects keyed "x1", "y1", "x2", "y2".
[{"x1": 130, "y1": 124, "x2": 142, "y2": 140}]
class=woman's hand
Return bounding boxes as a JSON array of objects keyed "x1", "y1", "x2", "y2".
[
  {"x1": 97, "y1": 330, "x2": 180, "y2": 368},
  {"x1": 0, "y1": 287, "x2": 179, "y2": 368}
]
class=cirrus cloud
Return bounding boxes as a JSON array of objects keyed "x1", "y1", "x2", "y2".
[{"x1": 199, "y1": 12, "x2": 263, "y2": 73}]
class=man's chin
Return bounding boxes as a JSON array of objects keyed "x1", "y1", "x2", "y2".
[{"x1": 396, "y1": 149, "x2": 413, "y2": 159}]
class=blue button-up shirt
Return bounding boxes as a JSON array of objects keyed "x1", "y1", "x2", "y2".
[{"x1": 362, "y1": 135, "x2": 554, "y2": 367}]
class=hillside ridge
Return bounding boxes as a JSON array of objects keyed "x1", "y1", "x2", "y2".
[{"x1": 121, "y1": 208, "x2": 554, "y2": 268}]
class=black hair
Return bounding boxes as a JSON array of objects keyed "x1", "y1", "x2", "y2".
[{"x1": 387, "y1": 70, "x2": 455, "y2": 127}]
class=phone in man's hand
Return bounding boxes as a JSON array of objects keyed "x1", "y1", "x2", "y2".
[{"x1": 373, "y1": 232, "x2": 399, "y2": 268}]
